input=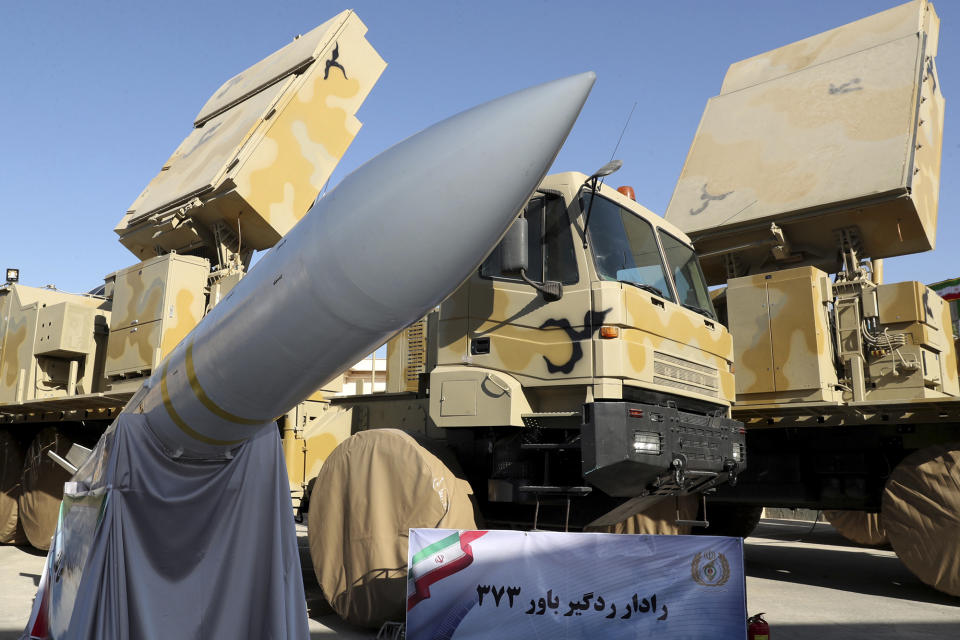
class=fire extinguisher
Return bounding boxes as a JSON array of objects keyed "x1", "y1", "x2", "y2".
[{"x1": 747, "y1": 613, "x2": 770, "y2": 640}]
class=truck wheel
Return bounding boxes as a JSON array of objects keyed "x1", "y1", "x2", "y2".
[
  {"x1": 0, "y1": 429, "x2": 28, "y2": 544},
  {"x1": 824, "y1": 510, "x2": 887, "y2": 546},
  {"x1": 696, "y1": 503, "x2": 763, "y2": 538},
  {"x1": 19, "y1": 427, "x2": 75, "y2": 550},
  {"x1": 307, "y1": 429, "x2": 476, "y2": 628},
  {"x1": 882, "y1": 443, "x2": 960, "y2": 596}
]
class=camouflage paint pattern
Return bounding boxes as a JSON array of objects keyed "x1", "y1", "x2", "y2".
[
  {"x1": 867, "y1": 343, "x2": 945, "y2": 399},
  {"x1": 877, "y1": 280, "x2": 939, "y2": 325},
  {"x1": 104, "y1": 322, "x2": 163, "y2": 379},
  {"x1": 34, "y1": 303, "x2": 96, "y2": 357},
  {"x1": 928, "y1": 277, "x2": 960, "y2": 337},
  {"x1": 230, "y1": 16, "x2": 385, "y2": 239},
  {"x1": 619, "y1": 283, "x2": 734, "y2": 403},
  {"x1": 0, "y1": 305, "x2": 35, "y2": 404},
  {"x1": 298, "y1": 395, "x2": 436, "y2": 486},
  {"x1": 664, "y1": 0, "x2": 943, "y2": 284},
  {"x1": 0, "y1": 285, "x2": 109, "y2": 406},
  {"x1": 160, "y1": 287, "x2": 203, "y2": 358},
  {"x1": 939, "y1": 295, "x2": 960, "y2": 393},
  {"x1": 120, "y1": 81, "x2": 289, "y2": 250},
  {"x1": 873, "y1": 280, "x2": 959, "y2": 396},
  {"x1": 726, "y1": 265, "x2": 958, "y2": 408},
  {"x1": 0, "y1": 291, "x2": 10, "y2": 392},
  {"x1": 105, "y1": 254, "x2": 207, "y2": 378},
  {"x1": 430, "y1": 172, "x2": 734, "y2": 426},
  {"x1": 115, "y1": 11, "x2": 386, "y2": 258},
  {"x1": 109, "y1": 258, "x2": 170, "y2": 330},
  {"x1": 278, "y1": 399, "x2": 334, "y2": 507},
  {"x1": 720, "y1": 1, "x2": 932, "y2": 93},
  {"x1": 436, "y1": 285, "x2": 470, "y2": 370},
  {"x1": 463, "y1": 273, "x2": 595, "y2": 384},
  {"x1": 727, "y1": 267, "x2": 841, "y2": 405}
]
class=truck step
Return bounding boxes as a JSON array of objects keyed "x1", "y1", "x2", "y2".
[
  {"x1": 518, "y1": 485, "x2": 592, "y2": 496},
  {"x1": 676, "y1": 519, "x2": 710, "y2": 528},
  {"x1": 521, "y1": 411, "x2": 581, "y2": 428},
  {"x1": 519, "y1": 441, "x2": 580, "y2": 450}
]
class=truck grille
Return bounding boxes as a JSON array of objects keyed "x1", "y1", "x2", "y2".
[
  {"x1": 404, "y1": 318, "x2": 428, "y2": 390},
  {"x1": 653, "y1": 351, "x2": 719, "y2": 397}
]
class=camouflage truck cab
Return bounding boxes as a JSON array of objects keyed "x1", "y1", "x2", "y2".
[{"x1": 331, "y1": 171, "x2": 745, "y2": 529}]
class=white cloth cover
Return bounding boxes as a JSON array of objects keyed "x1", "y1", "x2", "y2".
[{"x1": 24, "y1": 413, "x2": 308, "y2": 639}]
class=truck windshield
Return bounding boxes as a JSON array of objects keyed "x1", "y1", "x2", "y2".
[
  {"x1": 586, "y1": 193, "x2": 674, "y2": 301},
  {"x1": 658, "y1": 230, "x2": 716, "y2": 319}
]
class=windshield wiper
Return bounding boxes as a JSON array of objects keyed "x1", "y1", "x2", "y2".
[
  {"x1": 623, "y1": 281, "x2": 665, "y2": 298},
  {"x1": 682, "y1": 302, "x2": 716, "y2": 320}
]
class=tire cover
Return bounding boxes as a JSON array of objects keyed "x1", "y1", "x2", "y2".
[
  {"x1": 824, "y1": 510, "x2": 887, "y2": 546},
  {"x1": 587, "y1": 495, "x2": 700, "y2": 535},
  {"x1": 308, "y1": 429, "x2": 476, "y2": 627},
  {"x1": 882, "y1": 443, "x2": 960, "y2": 596},
  {"x1": 0, "y1": 430, "x2": 27, "y2": 544},
  {"x1": 19, "y1": 427, "x2": 74, "y2": 550}
]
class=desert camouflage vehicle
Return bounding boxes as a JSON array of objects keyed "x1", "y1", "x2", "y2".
[{"x1": 665, "y1": 0, "x2": 960, "y2": 596}]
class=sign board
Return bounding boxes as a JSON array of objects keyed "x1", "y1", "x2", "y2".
[{"x1": 406, "y1": 529, "x2": 746, "y2": 639}]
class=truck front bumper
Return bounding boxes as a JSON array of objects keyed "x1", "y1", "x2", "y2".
[{"x1": 581, "y1": 401, "x2": 746, "y2": 497}]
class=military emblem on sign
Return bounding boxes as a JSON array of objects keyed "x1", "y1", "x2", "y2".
[{"x1": 691, "y1": 550, "x2": 730, "y2": 587}]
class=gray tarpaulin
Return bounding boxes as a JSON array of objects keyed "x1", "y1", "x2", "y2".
[{"x1": 25, "y1": 412, "x2": 309, "y2": 639}]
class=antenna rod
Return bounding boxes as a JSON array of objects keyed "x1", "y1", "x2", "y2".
[
  {"x1": 600, "y1": 101, "x2": 637, "y2": 189},
  {"x1": 609, "y1": 101, "x2": 637, "y2": 162}
]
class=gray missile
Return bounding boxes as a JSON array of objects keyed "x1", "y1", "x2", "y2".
[{"x1": 137, "y1": 71, "x2": 596, "y2": 458}]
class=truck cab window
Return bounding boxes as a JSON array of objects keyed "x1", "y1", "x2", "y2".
[
  {"x1": 586, "y1": 193, "x2": 674, "y2": 301},
  {"x1": 482, "y1": 195, "x2": 577, "y2": 285},
  {"x1": 658, "y1": 230, "x2": 716, "y2": 319},
  {"x1": 544, "y1": 196, "x2": 578, "y2": 285}
]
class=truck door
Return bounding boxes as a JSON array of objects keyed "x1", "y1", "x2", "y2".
[{"x1": 467, "y1": 194, "x2": 591, "y2": 382}]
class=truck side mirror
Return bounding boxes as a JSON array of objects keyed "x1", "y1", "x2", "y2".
[
  {"x1": 500, "y1": 216, "x2": 563, "y2": 302},
  {"x1": 501, "y1": 217, "x2": 529, "y2": 274}
]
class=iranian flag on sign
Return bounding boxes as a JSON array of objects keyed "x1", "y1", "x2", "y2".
[{"x1": 407, "y1": 531, "x2": 487, "y2": 610}]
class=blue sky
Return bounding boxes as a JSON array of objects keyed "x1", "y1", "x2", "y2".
[{"x1": 1, "y1": 0, "x2": 957, "y2": 293}]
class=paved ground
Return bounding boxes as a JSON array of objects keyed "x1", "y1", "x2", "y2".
[
  {"x1": 0, "y1": 542, "x2": 45, "y2": 640},
  {"x1": 1, "y1": 519, "x2": 958, "y2": 638},
  {"x1": 744, "y1": 519, "x2": 960, "y2": 638}
]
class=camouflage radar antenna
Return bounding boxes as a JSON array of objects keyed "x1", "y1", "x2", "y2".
[
  {"x1": 114, "y1": 10, "x2": 386, "y2": 273},
  {"x1": 665, "y1": 0, "x2": 942, "y2": 285}
]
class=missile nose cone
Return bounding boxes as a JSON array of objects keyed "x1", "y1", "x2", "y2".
[
  {"x1": 320, "y1": 70, "x2": 596, "y2": 315},
  {"x1": 141, "y1": 72, "x2": 595, "y2": 456}
]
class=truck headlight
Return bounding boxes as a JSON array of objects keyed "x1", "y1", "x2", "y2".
[
  {"x1": 632, "y1": 431, "x2": 662, "y2": 455},
  {"x1": 732, "y1": 443, "x2": 744, "y2": 462}
]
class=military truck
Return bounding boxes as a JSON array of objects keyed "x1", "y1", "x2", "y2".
[
  {"x1": 300, "y1": 168, "x2": 747, "y2": 625},
  {"x1": 303, "y1": 169, "x2": 744, "y2": 525},
  {"x1": 0, "y1": 6, "x2": 744, "y2": 585},
  {"x1": 664, "y1": 0, "x2": 960, "y2": 596}
]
